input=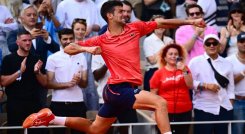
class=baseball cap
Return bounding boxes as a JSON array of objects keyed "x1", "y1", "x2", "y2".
[
  {"x1": 237, "y1": 32, "x2": 245, "y2": 42},
  {"x1": 203, "y1": 34, "x2": 220, "y2": 43}
]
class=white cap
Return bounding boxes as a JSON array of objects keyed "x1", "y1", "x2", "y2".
[{"x1": 203, "y1": 34, "x2": 220, "y2": 43}]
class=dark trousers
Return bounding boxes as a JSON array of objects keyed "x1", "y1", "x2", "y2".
[
  {"x1": 157, "y1": 111, "x2": 192, "y2": 134},
  {"x1": 194, "y1": 107, "x2": 233, "y2": 134},
  {"x1": 143, "y1": 68, "x2": 158, "y2": 91},
  {"x1": 7, "y1": 99, "x2": 45, "y2": 134},
  {"x1": 50, "y1": 101, "x2": 87, "y2": 134},
  {"x1": 169, "y1": 111, "x2": 192, "y2": 134}
]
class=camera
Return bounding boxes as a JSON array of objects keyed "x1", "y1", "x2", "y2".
[{"x1": 176, "y1": 57, "x2": 183, "y2": 63}]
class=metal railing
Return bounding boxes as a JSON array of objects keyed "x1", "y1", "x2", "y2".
[{"x1": 1, "y1": 120, "x2": 245, "y2": 134}]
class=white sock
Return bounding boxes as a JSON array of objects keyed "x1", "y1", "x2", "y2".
[
  {"x1": 51, "y1": 116, "x2": 66, "y2": 126},
  {"x1": 163, "y1": 132, "x2": 172, "y2": 134}
]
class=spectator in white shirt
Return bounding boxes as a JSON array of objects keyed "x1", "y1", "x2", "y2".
[
  {"x1": 226, "y1": 32, "x2": 245, "y2": 134},
  {"x1": 45, "y1": 28, "x2": 88, "y2": 134},
  {"x1": 188, "y1": 34, "x2": 235, "y2": 134}
]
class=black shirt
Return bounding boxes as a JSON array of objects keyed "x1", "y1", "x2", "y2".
[{"x1": 1, "y1": 52, "x2": 43, "y2": 101}]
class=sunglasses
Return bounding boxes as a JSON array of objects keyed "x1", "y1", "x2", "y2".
[
  {"x1": 188, "y1": 12, "x2": 201, "y2": 17},
  {"x1": 73, "y1": 18, "x2": 86, "y2": 23},
  {"x1": 230, "y1": 10, "x2": 243, "y2": 14},
  {"x1": 205, "y1": 41, "x2": 219, "y2": 47},
  {"x1": 238, "y1": 39, "x2": 245, "y2": 43}
]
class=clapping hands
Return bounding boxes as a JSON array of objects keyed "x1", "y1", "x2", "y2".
[
  {"x1": 34, "y1": 60, "x2": 43, "y2": 74},
  {"x1": 66, "y1": 71, "x2": 82, "y2": 88}
]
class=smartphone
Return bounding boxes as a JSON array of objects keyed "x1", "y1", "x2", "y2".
[
  {"x1": 35, "y1": 22, "x2": 43, "y2": 29},
  {"x1": 176, "y1": 57, "x2": 183, "y2": 63}
]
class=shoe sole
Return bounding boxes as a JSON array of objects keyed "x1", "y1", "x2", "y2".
[{"x1": 23, "y1": 108, "x2": 53, "y2": 128}]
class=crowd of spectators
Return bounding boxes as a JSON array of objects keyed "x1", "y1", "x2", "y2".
[{"x1": 0, "y1": 0, "x2": 244, "y2": 134}]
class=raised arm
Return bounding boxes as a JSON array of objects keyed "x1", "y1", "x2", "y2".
[
  {"x1": 64, "y1": 43, "x2": 101, "y2": 55},
  {"x1": 155, "y1": 18, "x2": 206, "y2": 29}
]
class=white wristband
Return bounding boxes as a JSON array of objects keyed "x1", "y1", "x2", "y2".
[{"x1": 16, "y1": 70, "x2": 22, "y2": 81}]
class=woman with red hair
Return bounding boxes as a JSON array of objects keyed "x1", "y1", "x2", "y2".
[{"x1": 150, "y1": 43, "x2": 193, "y2": 134}]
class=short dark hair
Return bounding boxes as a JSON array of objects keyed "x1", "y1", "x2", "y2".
[
  {"x1": 122, "y1": 0, "x2": 133, "y2": 10},
  {"x1": 71, "y1": 18, "x2": 87, "y2": 30},
  {"x1": 228, "y1": 2, "x2": 245, "y2": 25},
  {"x1": 101, "y1": 1, "x2": 123, "y2": 23},
  {"x1": 17, "y1": 29, "x2": 31, "y2": 38},
  {"x1": 58, "y1": 28, "x2": 74, "y2": 39},
  {"x1": 185, "y1": 3, "x2": 204, "y2": 16}
]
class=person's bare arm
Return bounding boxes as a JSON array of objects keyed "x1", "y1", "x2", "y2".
[
  {"x1": 182, "y1": 27, "x2": 204, "y2": 52},
  {"x1": 150, "y1": 88, "x2": 158, "y2": 94},
  {"x1": 155, "y1": 18, "x2": 206, "y2": 29},
  {"x1": 1, "y1": 71, "x2": 23, "y2": 86},
  {"x1": 1, "y1": 58, "x2": 27, "y2": 86},
  {"x1": 46, "y1": 71, "x2": 77, "y2": 89},
  {"x1": 35, "y1": 72, "x2": 47, "y2": 87},
  {"x1": 146, "y1": 54, "x2": 158, "y2": 65},
  {"x1": 93, "y1": 65, "x2": 108, "y2": 81},
  {"x1": 234, "y1": 70, "x2": 245, "y2": 84},
  {"x1": 220, "y1": 27, "x2": 229, "y2": 53},
  {"x1": 0, "y1": 90, "x2": 3, "y2": 100},
  {"x1": 77, "y1": 70, "x2": 88, "y2": 88},
  {"x1": 176, "y1": 62, "x2": 193, "y2": 88},
  {"x1": 34, "y1": 60, "x2": 47, "y2": 87},
  {"x1": 64, "y1": 43, "x2": 101, "y2": 55}
]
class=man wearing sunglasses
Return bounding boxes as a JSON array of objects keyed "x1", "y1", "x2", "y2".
[
  {"x1": 175, "y1": 3, "x2": 217, "y2": 64},
  {"x1": 189, "y1": 34, "x2": 234, "y2": 134},
  {"x1": 227, "y1": 32, "x2": 245, "y2": 134}
]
